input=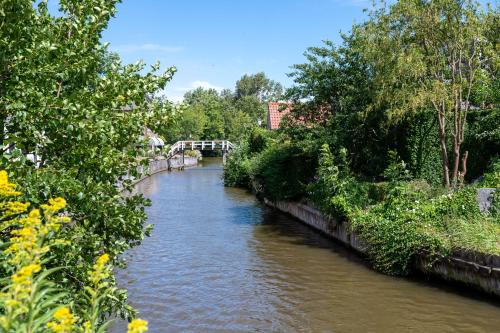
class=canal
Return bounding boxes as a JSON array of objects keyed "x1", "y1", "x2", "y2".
[{"x1": 112, "y1": 158, "x2": 500, "y2": 332}]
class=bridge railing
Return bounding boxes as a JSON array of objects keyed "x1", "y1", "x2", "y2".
[{"x1": 165, "y1": 140, "x2": 235, "y2": 160}]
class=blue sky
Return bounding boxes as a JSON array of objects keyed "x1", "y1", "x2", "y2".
[{"x1": 101, "y1": 0, "x2": 371, "y2": 102}]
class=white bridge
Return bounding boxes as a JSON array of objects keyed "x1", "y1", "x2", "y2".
[
  {"x1": 165, "y1": 140, "x2": 236, "y2": 168},
  {"x1": 166, "y1": 140, "x2": 235, "y2": 159}
]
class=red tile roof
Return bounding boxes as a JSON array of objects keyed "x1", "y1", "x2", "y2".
[{"x1": 267, "y1": 102, "x2": 292, "y2": 130}]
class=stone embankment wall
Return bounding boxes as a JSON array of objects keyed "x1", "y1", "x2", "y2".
[
  {"x1": 122, "y1": 155, "x2": 199, "y2": 188},
  {"x1": 146, "y1": 156, "x2": 198, "y2": 173},
  {"x1": 141, "y1": 156, "x2": 198, "y2": 175},
  {"x1": 264, "y1": 198, "x2": 500, "y2": 298}
]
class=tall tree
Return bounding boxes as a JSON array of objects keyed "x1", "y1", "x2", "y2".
[
  {"x1": 183, "y1": 88, "x2": 225, "y2": 139},
  {"x1": 285, "y1": 37, "x2": 390, "y2": 176},
  {"x1": 235, "y1": 72, "x2": 283, "y2": 102},
  {"x1": 360, "y1": 0, "x2": 498, "y2": 187}
]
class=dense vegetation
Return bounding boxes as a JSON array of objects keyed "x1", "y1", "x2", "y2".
[
  {"x1": 1, "y1": 0, "x2": 169, "y2": 331},
  {"x1": 224, "y1": 0, "x2": 499, "y2": 275}
]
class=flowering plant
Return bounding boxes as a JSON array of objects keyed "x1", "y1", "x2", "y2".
[{"x1": 0, "y1": 171, "x2": 147, "y2": 332}]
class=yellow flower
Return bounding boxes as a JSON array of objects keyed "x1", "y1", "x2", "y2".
[
  {"x1": 0, "y1": 170, "x2": 21, "y2": 197},
  {"x1": 27, "y1": 208, "x2": 41, "y2": 221},
  {"x1": 89, "y1": 253, "x2": 111, "y2": 287},
  {"x1": 4, "y1": 299, "x2": 21, "y2": 308},
  {"x1": 127, "y1": 319, "x2": 148, "y2": 333},
  {"x1": 6, "y1": 225, "x2": 38, "y2": 265},
  {"x1": 41, "y1": 197, "x2": 67, "y2": 213},
  {"x1": 2, "y1": 201, "x2": 30, "y2": 216},
  {"x1": 1, "y1": 264, "x2": 41, "y2": 317},
  {"x1": 83, "y1": 321, "x2": 92, "y2": 333},
  {"x1": 96, "y1": 253, "x2": 110, "y2": 266},
  {"x1": 11, "y1": 264, "x2": 41, "y2": 284},
  {"x1": 0, "y1": 175, "x2": 74, "y2": 329},
  {"x1": 47, "y1": 307, "x2": 76, "y2": 333}
]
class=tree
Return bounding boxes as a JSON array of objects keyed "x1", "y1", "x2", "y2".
[
  {"x1": 183, "y1": 88, "x2": 226, "y2": 139},
  {"x1": 225, "y1": 110, "x2": 255, "y2": 142},
  {"x1": 235, "y1": 72, "x2": 283, "y2": 102},
  {"x1": 360, "y1": 0, "x2": 498, "y2": 187},
  {"x1": 170, "y1": 104, "x2": 207, "y2": 141},
  {"x1": 285, "y1": 37, "x2": 389, "y2": 176},
  {"x1": 0, "y1": 0, "x2": 176, "y2": 319},
  {"x1": 234, "y1": 95, "x2": 267, "y2": 125}
]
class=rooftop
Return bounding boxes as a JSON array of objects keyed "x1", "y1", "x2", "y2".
[{"x1": 267, "y1": 102, "x2": 293, "y2": 130}]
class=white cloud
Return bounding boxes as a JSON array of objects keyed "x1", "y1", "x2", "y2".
[
  {"x1": 190, "y1": 80, "x2": 223, "y2": 92},
  {"x1": 111, "y1": 43, "x2": 184, "y2": 54},
  {"x1": 153, "y1": 89, "x2": 181, "y2": 103}
]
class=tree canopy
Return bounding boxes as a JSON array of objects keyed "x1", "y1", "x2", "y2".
[
  {"x1": 164, "y1": 72, "x2": 282, "y2": 143},
  {"x1": 0, "y1": 0, "x2": 176, "y2": 324}
]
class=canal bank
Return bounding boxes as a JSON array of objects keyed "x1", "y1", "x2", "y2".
[
  {"x1": 112, "y1": 159, "x2": 500, "y2": 333},
  {"x1": 264, "y1": 198, "x2": 500, "y2": 299},
  {"x1": 128, "y1": 155, "x2": 199, "y2": 187}
]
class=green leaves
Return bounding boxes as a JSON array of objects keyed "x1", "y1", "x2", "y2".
[{"x1": 0, "y1": 0, "x2": 176, "y2": 323}]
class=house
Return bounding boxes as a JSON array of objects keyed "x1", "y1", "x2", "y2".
[
  {"x1": 143, "y1": 127, "x2": 165, "y2": 148},
  {"x1": 266, "y1": 102, "x2": 293, "y2": 130}
]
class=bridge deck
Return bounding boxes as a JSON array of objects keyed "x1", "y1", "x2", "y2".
[{"x1": 166, "y1": 140, "x2": 235, "y2": 163}]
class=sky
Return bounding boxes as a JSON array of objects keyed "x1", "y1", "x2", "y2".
[{"x1": 99, "y1": 0, "x2": 372, "y2": 102}]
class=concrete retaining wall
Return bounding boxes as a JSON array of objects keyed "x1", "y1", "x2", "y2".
[
  {"x1": 141, "y1": 156, "x2": 198, "y2": 175},
  {"x1": 123, "y1": 156, "x2": 199, "y2": 188},
  {"x1": 264, "y1": 198, "x2": 500, "y2": 298}
]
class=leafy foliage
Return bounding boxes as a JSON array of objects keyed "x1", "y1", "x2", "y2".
[
  {"x1": 165, "y1": 73, "x2": 280, "y2": 144},
  {"x1": 224, "y1": 1, "x2": 499, "y2": 277},
  {"x1": 250, "y1": 142, "x2": 317, "y2": 201},
  {"x1": 308, "y1": 145, "x2": 371, "y2": 219},
  {"x1": 0, "y1": 171, "x2": 148, "y2": 332},
  {"x1": 0, "y1": 0, "x2": 174, "y2": 327},
  {"x1": 235, "y1": 72, "x2": 283, "y2": 102},
  {"x1": 359, "y1": 0, "x2": 498, "y2": 187},
  {"x1": 223, "y1": 128, "x2": 273, "y2": 188}
]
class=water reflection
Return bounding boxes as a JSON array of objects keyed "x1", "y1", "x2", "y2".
[{"x1": 111, "y1": 158, "x2": 500, "y2": 333}]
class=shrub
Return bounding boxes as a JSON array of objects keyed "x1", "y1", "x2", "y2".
[
  {"x1": 0, "y1": 171, "x2": 148, "y2": 332},
  {"x1": 223, "y1": 142, "x2": 252, "y2": 188},
  {"x1": 308, "y1": 144, "x2": 371, "y2": 219},
  {"x1": 223, "y1": 128, "x2": 274, "y2": 189},
  {"x1": 250, "y1": 142, "x2": 317, "y2": 201},
  {"x1": 350, "y1": 182, "x2": 447, "y2": 275}
]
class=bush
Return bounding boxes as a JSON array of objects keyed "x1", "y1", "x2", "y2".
[
  {"x1": 308, "y1": 148, "x2": 500, "y2": 276},
  {"x1": 351, "y1": 178, "x2": 500, "y2": 275},
  {"x1": 308, "y1": 144, "x2": 371, "y2": 219},
  {"x1": 463, "y1": 108, "x2": 500, "y2": 181},
  {"x1": 223, "y1": 128, "x2": 273, "y2": 189},
  {"x1": 0, "y1": 171, "x2": 148, "y2": 332},
  {"x1": 247, "y1": 127, "x2": 271, "y2": 155},
  {"x1": 223, "y1": 142, "x2": 252, "y2": 188},
  {"x1": 250, "y1": 142, "x2": 317, "y2": 201}
]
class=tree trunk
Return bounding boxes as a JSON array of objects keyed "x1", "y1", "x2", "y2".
[
  {"x1": 451, "y1": 144, "x2": 461, "y2": 186},
  {"x1": 458, "y1": 151, "x2": 468, "y2": 185},
  {"x1": 438, "y1": 133, "x2": 450, "y2": 187},
  {"x1": 436, "y1": 104, "x2": 450, "y2": 187}
]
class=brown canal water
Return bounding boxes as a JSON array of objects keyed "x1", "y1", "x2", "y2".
[{"x1": 111, "y1": 158, "x2": 500, "y2": 333}]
